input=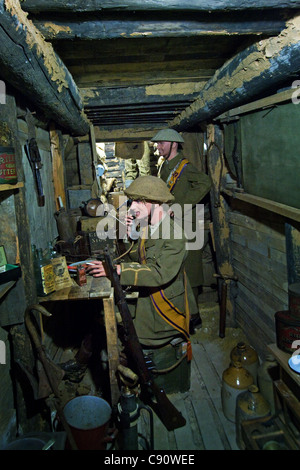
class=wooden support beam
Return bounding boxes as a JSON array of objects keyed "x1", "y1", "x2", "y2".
[
  {"x1": 50, "y1": 123, "x2": 67, "y2": 210},
  {"x1": 170, "y1": 14, "x2": 300, "y2": 130},
  {"x1": 223, "y1": 189, "x2": 300, "y2": 224},
  {"x1": 77, "y1": 142, "x2": 94, "y2": 185},
  {"x1": 21, "y1": 0, "x2": 300, "y2": 13},
  {"x1": 103, "y1": 290, "x2": 120, "y2": 407},
  {"x1": 0, "y1": 0, "x2": 89, "y2": 136},
  {"x1": 34, "y1": 15, "x2": 285, "y2": 41},
  {"x1": 285, "y1": 223, "x2": 300, "y2": 285},
  {"x1": 81, "y1": 83, "x2": 203, "y2": 108},
  {"x1": 93, "y1": 126, "x2": 160, "y2": 142},
  {"x1": 207, "y1": 124, "x2": 236, "y2": 327}
]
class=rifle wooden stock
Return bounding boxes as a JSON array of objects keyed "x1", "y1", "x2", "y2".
[{"x1": 103, "y1": 247, "x2": 186, "y2": 431}]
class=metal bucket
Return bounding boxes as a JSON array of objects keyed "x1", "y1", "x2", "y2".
[
  {"x1": 63, "y1": 395, "x2": 112, "y2": 450},
  {"x1": 4, "y1": 437, "x2": 46, "y2": 450}
]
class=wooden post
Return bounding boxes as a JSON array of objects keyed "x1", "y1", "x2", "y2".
[
  {"x1": 103, "y1": 290, "x2": 120, "y2": 406},
  {"x1": 285, "y1": 222, "x2": 300, "y2": 285},
  {"x1": 77, "y1": 143, "x2": 94, "y2": 186},
  {"x1": 50, "y1": 123, "x2": 66, "y2": 210},
  {"x1": 207, "y1": 123, "x2": 236, "y2": 328}
]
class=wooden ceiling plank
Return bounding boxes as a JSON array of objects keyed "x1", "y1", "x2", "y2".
[
  {"x1": 68, "y1": 60, "x2": 221, "y2": 75},
  {"x1": 81, "y1": 84, "x2": 201, "y2": 107},
  {"x1": 53, "y1": 35, "x2": 243, "y2": 57},
  {"x1": 73, "y1": 71, "x2": 214, "y2": 88},
  {"x1": 34, "y1": 18, "x2": 285, "y2": 40},
  {"x1": 21, "y1": 0, "x2": 300, "y2": 13},
  {"x1": 93, "y1": 126, "x2": 160, "y2": 142}
]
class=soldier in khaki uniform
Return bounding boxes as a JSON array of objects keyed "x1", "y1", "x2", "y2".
[
  {"x1": 124, "y1": 141, "x2": 151, "y2": 188},
  {"x1": 151, "y1": 129, "x2": 211, "y2": 332},
  {"x1": 88, "y1": 175, "x2": 196, "y2": 349},
  {"x1": 88, "y1": 176, "x2": 195, "y2": 392}
]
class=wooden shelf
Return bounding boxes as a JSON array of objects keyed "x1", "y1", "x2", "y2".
[
  {"x1": 268, "y1": 343, "x2": 300, "y2": 387},
  {"x1": 217, "y1": 88, "x2": 296, "y2": 122},
  {"x1": 0, "y1": 182, "x2": 24, "y2": 192},
  {"x1": 223, "y1": 188, "x2": 300, "y2": 223}
]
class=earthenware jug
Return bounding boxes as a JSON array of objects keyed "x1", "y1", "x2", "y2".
[
  {"x1": 235, "y1": 384, "x2": 271, "y2": 449},
  {"x1": 230, "y1": 342, "x2": 259, "y2": 384},
  {"x1": 221, "y1": 361, "x2": 254, "y2": 422}
]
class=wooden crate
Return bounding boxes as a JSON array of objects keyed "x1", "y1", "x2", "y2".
[{"x1": 241, "y1": 415, "x2": 298, "y2": 450}]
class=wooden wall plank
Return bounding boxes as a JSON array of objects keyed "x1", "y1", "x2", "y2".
[
  {"x1": 231, "y1": 242, "x2": 288, "y2": 292},
  {"x1": 0, "y1": 95, "x2": 36, "y2": 326},
  {"x1": 228, "y1": 200, "x2": 289, "y2": 359},
  {"x1": 235, "y1": 301, "x2": 276, "y2": 358}
]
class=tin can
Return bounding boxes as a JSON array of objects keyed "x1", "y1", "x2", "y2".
[
  {"x1": 76, "y1": 265, "x2": 87, "y2": 286},
  {"x1": 0, "y1": 146, "x2": 17, "y2": 184},
  {"x1": 275, "y1": 310, "x2": 300, "y2": 353},
  {"x1": 289, "y1": 282, "x2": 300, "y2": 319}
]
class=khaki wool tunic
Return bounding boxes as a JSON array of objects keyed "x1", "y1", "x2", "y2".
[
  {"x1": 120, "y1": 216, "x2": 197, "y2": 346},
  {"x1": 159, "y1": 151, "x2": 211, "y2": 288}
]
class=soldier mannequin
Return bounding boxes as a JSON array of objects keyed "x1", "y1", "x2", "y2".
[
  {"x1": 87, "y1": 176, "x2": 196, "y2": 348},
  {"x1": 151, "y1": 129, "x2": 211, "y2": 332}
]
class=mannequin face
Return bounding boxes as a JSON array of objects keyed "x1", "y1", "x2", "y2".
[
  {"x1": 130, "y1": 200, "x2": 149, "y2": 221},
  {"x1": 156, "y1": 141, "x2": 178, "y2": 159},
  {"x1": 129, "y1": 200, "x2": 163, "y2": 226}
]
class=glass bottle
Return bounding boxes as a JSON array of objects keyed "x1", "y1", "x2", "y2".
[
  {"x1": 47, "y1": 241, "x2": 58, "y2": 259},
  {"x1": 35, "y1": 248, "x2": 55, "y2": 296}
]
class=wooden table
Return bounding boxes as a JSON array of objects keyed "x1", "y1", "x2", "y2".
[
  {"x1": 39, "y1": 275, "x2": 111, "y2": 301},
  {"x1": 39, "y1": 275, "x2": 120, "y2": 406}
]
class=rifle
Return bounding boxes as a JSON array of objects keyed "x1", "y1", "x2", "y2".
[{"x1": 103, "y1": 247, "x2": 186, "y2": 431}]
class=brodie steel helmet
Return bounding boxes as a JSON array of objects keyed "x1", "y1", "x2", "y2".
[
  {"x1": 124, "y1": 176, "x2": 175, "y2": 204},
  {"x1": 151, "y1": 128, "x2": 184, "y2": 143}
]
